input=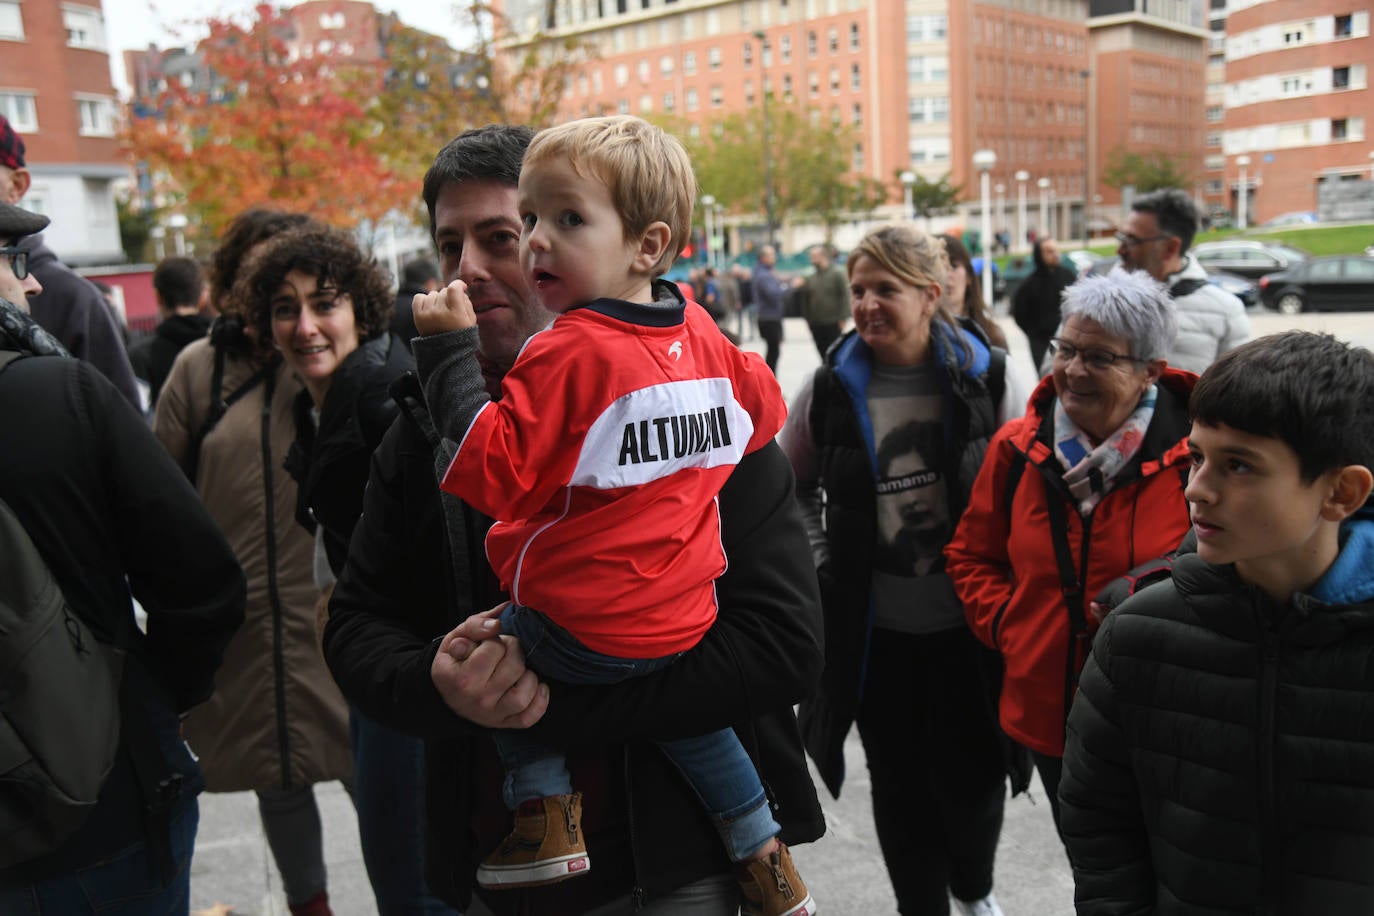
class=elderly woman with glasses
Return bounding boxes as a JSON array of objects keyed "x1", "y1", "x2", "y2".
[{"x1": 945, "y1": 268, "x2": 1197, "y2": 849}]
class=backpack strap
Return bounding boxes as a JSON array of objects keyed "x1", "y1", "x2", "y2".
[
  {"x1": 985, "y1": 346, "x2": 1007, "y2": 413},
  {"x1": 1169, "y1": 277, "x2": 1208, "y2": 298},
  {"x1": 1040, "y1": 476, "x2": 1092, "y2": 723},
  {"x1": 183, "y1": 344, "x2": 271, "y2": 484}
]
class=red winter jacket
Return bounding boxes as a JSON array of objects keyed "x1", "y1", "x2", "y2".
[{"x1": 945, "y1": 369, "x2": 1196, "y2": 757}]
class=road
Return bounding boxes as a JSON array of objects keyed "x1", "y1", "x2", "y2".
[{"x1": 186, "y1": 306, "x2": 1374, "y2": 916}]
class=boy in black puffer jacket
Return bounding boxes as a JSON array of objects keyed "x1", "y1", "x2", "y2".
[{"x1": 1061, "y1": 331, "x2": 1374, "y2": 915}]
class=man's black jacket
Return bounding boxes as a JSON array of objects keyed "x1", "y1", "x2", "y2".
[{"x1": 324, "y1": 371, "x2": 825, "y2": 914}]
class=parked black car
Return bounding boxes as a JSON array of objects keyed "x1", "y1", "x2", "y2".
[
  {"x1": 1259, "y1": 255, "x2": 1374, "y2": 314},
  {"x1": 1084, "y1": 257, "x2": 1259, "y2": 307},
  {"x1": 1190, "y1": 240, "x2": 1310, "y2": 280}
]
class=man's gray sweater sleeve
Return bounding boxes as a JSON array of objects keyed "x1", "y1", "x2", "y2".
[{"x1": 410, "y1": 327, "x2": 491, "y2": 443}]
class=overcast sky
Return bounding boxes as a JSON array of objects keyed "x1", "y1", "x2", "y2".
[{"x1": 102, "y1": 0, "x2": 472, "y2": 95}]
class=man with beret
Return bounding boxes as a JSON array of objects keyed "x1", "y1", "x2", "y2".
[
  {"x1": 0, "y1": 114, "x2": 143, "y2": 408},
  {"x1": 0, "y1": 198, "x2": 246, "y2": 912}
]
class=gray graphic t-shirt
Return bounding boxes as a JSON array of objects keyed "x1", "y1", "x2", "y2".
[{"x1": 867, "y1": 362, "x2": 965, "y2": 634}]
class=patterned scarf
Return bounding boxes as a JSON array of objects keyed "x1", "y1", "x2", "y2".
[
  {"x1": 0, "y1": 295, "x2": 67, "y2": 358},
  {"x1": 1053, "y1": 384, "x2": 1157, "y2": 515}
]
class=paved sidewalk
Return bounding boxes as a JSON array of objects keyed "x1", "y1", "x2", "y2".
[{"x1": 189, "y1": 314, "x2": 1076, "y2": 916}]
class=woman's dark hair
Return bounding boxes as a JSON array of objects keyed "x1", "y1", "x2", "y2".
[
  {"x1": 938, "y1": 234, "x2": 1008, "y2": 349},
  {"x1": 210, "y1": 209, "x2": 315, "y2": 314},
  {"x1": 236, "y1": 225, "x2": 394, "y2": 344}
]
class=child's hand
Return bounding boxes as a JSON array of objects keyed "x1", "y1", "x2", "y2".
[
  {"x1": 442, "y1": 603, "x2": 507, "y2": 658},
  {"x1": 413, "y1": 279, "x2": 476, "y2": 335}
]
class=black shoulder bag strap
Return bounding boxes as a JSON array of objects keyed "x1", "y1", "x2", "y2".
[
  {"x1": 184, "y1": 344, "x2": 270, "y2": 484},
  {"x1": 986, "y1": 346, "x2": 1007, "y2": 409},
  {"x1": 1041, "y1": 476, "x2": 1092, "y2": 723}
]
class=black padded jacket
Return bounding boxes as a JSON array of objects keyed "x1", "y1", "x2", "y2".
[{"x1": 1061, "y1": 531, "x2": 1374, "y2": 915}]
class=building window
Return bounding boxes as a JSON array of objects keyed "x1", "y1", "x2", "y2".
[
  {"x1": 780, "y1": 34, "x2": 791, "y2": 63},
  {"x1": 782, "y1": 73, "x2": 793, "y2": 99},
  {"x1": 827, "y1": 27, "x2": 838, "y2": 53},
  {"x1": 1332, "y1": 118, "x2": 1348, "y2": 140},
  {"x1": 63, "y1": 5, "x2": 106, "y2": 50},
  {"x1": 850, "y1": 63, "x2": 860, "y2": 91},
  {"x1": 617, "y1": 98, "x2": 629, "y2": 114},
  {"x1": 663, "y1": 92, "x2": 675, "y2": 111},
  {"x1": 0, "y1": 0, "x2": 25, "y2": 40},
  {"x1": 0, "y1": 92, "x2": 36, "y2": 132},
  {"x1": 686, "y1": 87, "x2": 698, "y2": 111},
  {"x1": 711, "y1": 85, "x2": 723, "y2": 107},
  {"x1": 708, "y1": 46, "x2": 721, "y2": 69},
  {"x1": 1283, "y1": 27, "x2": 1305, "y2": 45},
  {"x1": 1205, "y1": 179, "x2": 1223, "y2": 194},
  {"x1": 744, "y1": 80, "x2": 754, "y2": 105},
  {"x1": 683, "y1": 51, "x2": 696, "y2": 75},
  {"x1": 853, "y1": 143, "x2": 863, "y2": 171},
  {"x1": 743, "y1": 42, "x2": 753, "y2": 67},
  {"x1": 807, "y1": 30, "x2": 816, "y2": 56},
  {"x1": 1335, "y1": 14, "x2": 1352, "y2": 37},
  {"x1": 1334, "y1": 66, "x2": 1350, "y2": 89},
  {"x1": 809, "y1": 71, "x2": 819, "y2": 97},
  {"x1": 640, "y1": 94, "x2": 653, "y2": 113},
  {"x1": 852, "y1": 102, "x2": 862, "y2": 125},
  {"x1": 849, "y1": 23, "x2": 859, "y2": 51},
  {"x1": 1206, "y1": 105, "x2": 1223, "y2": 122},
  {"x1": 76, "y1": 96, "x2": 114, "y2": 136},
  {"x1": 319, "y1": 12, "x2": 345, "y2": 28},
  {"x1": 637, "y1": 60, "x2": 650, "y2": 83},
  {"x1": 931, "y1": 96, "x2": 948, "y2": 122},
  {"x1": 614, "y1": 63, "x2": 629, "y2": 87},
  {"x1": 660, "y1": 55, "x2": 674, "y2": 77},
  {"x1": 829, "y1": 67, "x2": 839, "y2": 94},
  {"x1": 1205, "y1": 131, "x2": 1221, "y2": 147}
]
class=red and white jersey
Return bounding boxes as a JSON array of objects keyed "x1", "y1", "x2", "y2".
[{"x1": 441, "y1": 299, "x2": 786, "y2": 658}]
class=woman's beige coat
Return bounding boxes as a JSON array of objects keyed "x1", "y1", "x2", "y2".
[{"x1": 154, "y1": 337, "x2": 351, "y2": 791}]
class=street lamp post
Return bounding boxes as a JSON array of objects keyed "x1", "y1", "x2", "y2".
[
  {"x1": 1037, "y1": 177, "x2": 1051, "y2": 240},
  {"x1": 900, "y1": 170, "x2": 915, "y2": 222},
  {"x1": 1237, "y1": 155, "x2": 1251, "y2": 230},
  {"x1": 995, "y1": 183, "x2": 1006, "y2": 250},
  {"x1": 166, "y1": 214, "x2": 189, "y2": 256},
  {"x1": 1015, "y1": 170, "x2": 1029, "y2": 252},
  {"x1": 1081, "y1": 68, "x2": 1092, "y2": 243},
  {"x1": 701, "y1": 194, "x2": 716, "y2": 267},
  {"x1": 753, "y1": 31, "x2": 777, "y2": 249},
  {"x1": 973, "y1": 149, "x2": 997, "y2": 306}
]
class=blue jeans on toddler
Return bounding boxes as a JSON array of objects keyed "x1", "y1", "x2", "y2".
[{"x1": 494, "y1": 604, "x2": 780, "y2": 862}]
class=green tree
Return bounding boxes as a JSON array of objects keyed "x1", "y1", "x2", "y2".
[
  {"x1": 1100, "y1": 147, "x2": 1192, "y2": 194},
  {"x1": 677, "y1": 102, "x2": 895, "y2": 242},
  {"x1": 905, "y1": 172, "x2": 962, "y2": 228}
]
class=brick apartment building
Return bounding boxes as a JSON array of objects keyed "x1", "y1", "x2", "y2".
[
  {"x1": 499, "y1": 0, "x2": 1103, "y2": 244},
  {"x1": 0, "y1": 0, "x2": 123, "y2": 264},
  {"x1": 1087, "y1": 0, "x2": 1209, "y2": 225},
  {"x1": 1222, "y1": 2, "x2": 1370, "y2": 223}
]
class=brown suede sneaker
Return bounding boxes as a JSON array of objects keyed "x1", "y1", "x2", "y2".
[
  {"x1": 738, "y1": 842, "x2": 817, "y2": 916},
  {"x1": 476, "y1": 792, "x2": 592, "y2": 889}
]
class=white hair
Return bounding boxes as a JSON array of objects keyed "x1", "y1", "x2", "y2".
[{"x1": 1060, "y1": 268, "x2": 1178, "y2": 361}]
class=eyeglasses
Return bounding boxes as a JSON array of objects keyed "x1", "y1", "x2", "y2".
[
  {"x1": 0, "y1": 246, "x2": 29, "y2": 281},
  {"x1": 1049, "y1": 338, "x2": 1148, "y2": 372},
  {"x1": 1114, "y1": 231, "x2": 1168, "y2": 247}
]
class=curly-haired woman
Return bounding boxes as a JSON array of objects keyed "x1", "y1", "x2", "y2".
[{"x1": 237, "y1": 224, "x2": 453, "y2": 916}]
